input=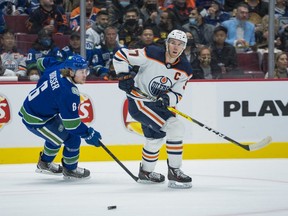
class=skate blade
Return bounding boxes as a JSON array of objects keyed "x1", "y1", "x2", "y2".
[
  {"x1": 137, "y1": 179, "x2": 165, "y2": 184},
  {"x1": 35, "y1": 168, "x2": 63, "y2": 176},
  {"x1": 63, "y1": 175, "x2": 91, "y2": 180},
  {"x1": 168, "y1": 180, "x2": 192, "y2": 189}
]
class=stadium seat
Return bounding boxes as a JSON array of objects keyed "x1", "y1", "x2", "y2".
[
  {"x1": 15, "y1": 33, "x2": 70, "y2": 54},
  {"x1": 4, "y1": 15, "x2": 29, "y2": 33},
  {"x1": 236, "y1": 52, "x2": 265, "y2": 78}
]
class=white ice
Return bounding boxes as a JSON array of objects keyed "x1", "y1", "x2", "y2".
[{"x1": 0, "y1": 159, "x2": 288, "y2": 216}]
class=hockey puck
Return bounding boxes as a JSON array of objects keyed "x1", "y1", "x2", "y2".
[{"x1": 107, "y1": 205, "x2": 117, "y2": 210}]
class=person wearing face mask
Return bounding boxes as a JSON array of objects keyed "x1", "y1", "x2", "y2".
[
  {"x1": 191, "y1": 46, "x2": 221, "y2": 79},
  {"x1": 118, "y1": 7, "x2": 143, "y2": 46},
  {"x1": 183, "y1": 30, "x2": 198, "y2": 65},
  {"x1": 166, "y1": 0, "x2": 193, "y2": 26},
  {"x1": 26, "y1": 29, "x2": 64, "y2": 75},
  {"x1": 86, "y1": 10, "x2": 109, "y2": 48},
  {"x1": 182, "y1": 7, "x2": 215, "y2": 47},
  {"x1": 107, "y1": 0, "x2": 138, "y2": 28}
]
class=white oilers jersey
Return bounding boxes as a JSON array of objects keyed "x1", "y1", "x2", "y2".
[
  {"x1": 113, "y1": 45, "x2": 193, "y2": 106},
  {"x1": 1, "y1": 52, "x2": 26, "y2": 76}
]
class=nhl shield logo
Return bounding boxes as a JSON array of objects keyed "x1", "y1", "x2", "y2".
[
  {"x1": 79, "y1": 93, "x2": 94, "y2": 124},
  {"x1": 0, "y1": 95, "x2": 11, "y2": 130}
]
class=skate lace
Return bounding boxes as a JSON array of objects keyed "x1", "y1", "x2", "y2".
[
  {"x1": 73, "y1": 167, "x2": 85, "y2": 174},
  {"x1": 149, "y1": 172, "x2": 162, "y2": 180},
  {"x1": 48, "y1": 162, "x2": 60, "y2": 171},
  {"x1": 174, "y1": 168, "x2": 187, "y2": 178}
]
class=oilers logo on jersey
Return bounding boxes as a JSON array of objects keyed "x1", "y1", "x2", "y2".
[{"x1": 149, "y1": 76, "x2": 172, "y2": 96}]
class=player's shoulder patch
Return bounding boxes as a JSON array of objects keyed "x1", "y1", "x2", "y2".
[{"x1": 71, "y1": 87, "x2": 80, "y2": 96}]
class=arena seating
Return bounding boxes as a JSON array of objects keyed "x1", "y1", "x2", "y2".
[
  {"x1": 4, "y1": 15, "x2": 30, "y2": 34},
  {"x1": 236, "y1": 52, "x2": 265, "y2": 78},
  {"x1": 15, "y1": 33, "x2": 70, "y2": 54}
]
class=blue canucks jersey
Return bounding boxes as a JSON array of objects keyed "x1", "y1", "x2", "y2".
[{"x1": 19, "y1": 69, "x2": 89, "y2": 137}]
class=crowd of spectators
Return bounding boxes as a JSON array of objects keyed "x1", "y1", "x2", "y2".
[{"x1": 0, "y1": 0, "x2": 287, "y2": 80}]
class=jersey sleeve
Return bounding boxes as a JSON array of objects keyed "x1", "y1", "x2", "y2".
[
  {"x1": 113, "y1": 47, "x2": 148, "y2": 74},
  {"x1": 58, "y1": 85, "x2": 88, "y2": 137}
]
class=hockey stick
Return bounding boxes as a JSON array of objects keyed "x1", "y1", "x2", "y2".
[
  {"x1": 99, "y1": 141, "x2": 139, "y2": 182},
  {"x1": 131, "y1": 88, "x2": 272, "y2": 151}
]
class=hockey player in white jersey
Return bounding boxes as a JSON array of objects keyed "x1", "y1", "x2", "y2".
[{"x1": 113, "y1": 30, "x2": 193, "y2": 188}]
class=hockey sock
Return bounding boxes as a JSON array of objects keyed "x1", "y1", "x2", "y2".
[
  {"x1": 41, "y1": 141, "x2": 61, "y2": 162},
  {"x1": 141, "y1": 148, "x2": 159, "y2": 172},
  {"x1": 166, "y1": 140, "x2": 183, "y2": 168},
  {"x1": 62, "y1": 146, "x2": 80, "y2": 170}
]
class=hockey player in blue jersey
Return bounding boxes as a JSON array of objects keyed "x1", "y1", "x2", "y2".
[
  {"x1": 19, "y1": 54, "x2": 102, "y2": 179},
  {"x1": 113, "y1": 30, "x2": 193, "y2": 188}
]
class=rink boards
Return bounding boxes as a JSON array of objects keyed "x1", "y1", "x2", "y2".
[{"x1": 0, "y1": 80, "x2": 287, "y2": 164}]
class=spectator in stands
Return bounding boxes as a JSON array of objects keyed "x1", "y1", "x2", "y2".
[
  {"x1": 224, "y1": 0, "x2": 240, "y2": 13},
  {"x1": 202, "y1": 0, "x2": 230, "y2": 26},
  {"x1": 256, "y1": 15, "x2": 281, "y2": 49},
  {"x1": 265, "y1": 52, "x2": 288, "y2": 79},
  {"x1": 246, "y1": 0, "x2": 268, "y2": 22},
  {"x1": 183, "y1": 30, "x2": 198, "y2": 65},
  {"x1": 26, "y1": 67, "x2": 41, "y2": 81},
  {"x1": 221, "y1": 3, "x2": 255, "y2": 50},
  {"x1": 26, "y1": 0, "x2": 71, "y2": 35},
  {"x1": 118, "y1": 7, "x2": 143, "y2": 46},
  {"x1": 139, "y1": 0, "x2": 162, "y2": 28},
  {"x1": 158, "y1": 0, "x2": 195, "y2": 9},
  {"x1": 61, "y1": 31, "x2": 81, "y2": 59},
  {"x1": 86, "y1": 10, "x2": 109, "y2": 48},
  {"x1": 182, "y1": 7, "x2": 215, "y2": 47},
  {"x1": 70, "y1": 0, "x2": 100, "y2": 32},
  {"x1": 0, "y1": 28, "x2": 27, "y2": 76},
  {"x1": 191, "y1": 46, "x2": 221, "y2": 79},
  {"x1": 26, "y1": 29, "x2": 63, "y2": 73},
  {"x1": 275, "y1": 0, "x2": 288, "y2": 18},
  {"x1": 210, "y1": 25, "x2": 239, "y2": 75},
  {"x1": 166, "y1": 0, "x2": 193, "y2": 26},
  {"x1": 0, "y1": 55, "x2": 16, "y2": 77},
  {"x1": 0, "y1": 1, "x2": 26, "y2": 15},
  {"x1": 107, "y1": 0, "x2": 137, "y2": 28},
  {"x1": 128, "y1": 26, "x2": 159, "y2": 49},
  {"x1": 25, "y1": 0, "x2": 40, "y2": 15},
  {"x1": 0, "y1": 10, "x2": 5, "y2": 33},
  {"x1": 88, "y1": 26, "x2": 125, "y2": 80},
  {"x1": 153, "y1": 9, "x2": 185, "y2": 46}
]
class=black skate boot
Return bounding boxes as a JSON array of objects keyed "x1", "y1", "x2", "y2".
[
  {"x1": 167, "y1": 161, "x2": 192, "y2": 189},
  {"x1": 138, "y1": 163, "x2": 165, "y2": 183},
  {"x1": 35, "y1": 152, "x2": 63, "y2": 175},
  {"x1": 62, "y1": 166, "x2": 90, "y2": 180}
]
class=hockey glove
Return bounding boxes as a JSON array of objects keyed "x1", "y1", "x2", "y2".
[
  {"x1": 155, "y1": 94, "x2": 170, "y2": 110},
  {"x1": 118, "y1": 72, "x2": 135, "y2": 93},
  {"x1": 84, "y1": 127, "x2": 102, "y2": 147}
]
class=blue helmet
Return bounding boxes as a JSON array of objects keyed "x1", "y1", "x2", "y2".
[{"x1": 64, "y1": 54, "x2": 88, "y2": 72}]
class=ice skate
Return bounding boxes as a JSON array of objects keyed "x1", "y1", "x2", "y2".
[
  {"x1": 62, "y1": 166, "x2": 90, "y2": 180},
  {"x1": 167, "y1": 162, "x2": 192, "y2": 189},
  {"x1": 35, "y1": 152, "x2": 63, "y2": 175},
  {"x1": 138, "y1": 163, "x2": 165, "y2": 183}
]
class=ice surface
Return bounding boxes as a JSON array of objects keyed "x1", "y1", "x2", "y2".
[{"x1": 0, "y1": 159, "x2": 288, "y2": 216}]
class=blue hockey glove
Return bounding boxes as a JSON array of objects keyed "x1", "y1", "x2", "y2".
[
  {"x1": 118, "y1": 72, "x2": 135, "y2": 93},
  {"x1": 84, "y1": 127, "x2": 102, "y2": 147},
  {"x1": 155, "y1": 94, "x2": 170, "y2": 110}
]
